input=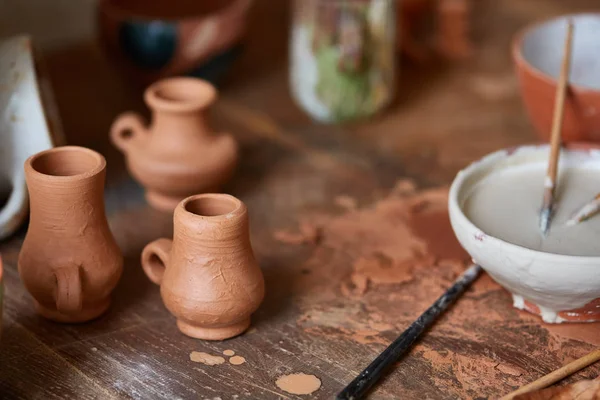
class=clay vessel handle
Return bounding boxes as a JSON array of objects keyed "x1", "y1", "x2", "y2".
[
  {"x1": 110, "y1": 112, "x2": 147, "y2": 152},
  {"x1": 141, "y1": 238, "x2": 172, "y2": 285},
  {"x1": 54, "y1": 265, "x2": 82, "y2": 314}
]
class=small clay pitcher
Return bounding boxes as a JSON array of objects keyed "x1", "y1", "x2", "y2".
[
  {"x1": 18, "y1": 146, "x2": 123, "y2": 323},
  {"x1": 110, "y1": 77, "x2": 238, "y2": 211},
  {"x1": 141, "y1": 193, "x2": 264, "y2": 340}
]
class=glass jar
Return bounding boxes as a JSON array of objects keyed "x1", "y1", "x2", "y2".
[{"x1": 290, "y1": 0, "x2": 396, "y2": 123}]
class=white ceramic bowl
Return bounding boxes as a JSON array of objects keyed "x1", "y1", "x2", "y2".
[{"x1": 449, "y1": 145, "x2": 600, "y2": 323}]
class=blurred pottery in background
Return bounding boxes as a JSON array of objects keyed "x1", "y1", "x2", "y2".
[
  {"x1": 514, "y1": 14, "x2": 600, "y2": 143},
  {"x1": 18, "y1": 147, "x2": 123, "y2": 323},
  {"x1": 111, "y1": 77, "x2": 238, "y2": 211},
  {"x1": 0, "y1": 35, "x2": 64, "y2": 240},
  {"x1": 97, "y1": 0, "x2": 252, "y2": 86},
  {"x1": 290, "y1": 0, "x2": 396, "y2": 123},
  {"x1": 398, "y1": 0, "x2": 472, "y2": 62},
  {"x1": 0, "y1": 256, "x2": 3, "y2": 337},
  {"x1": 141, "y1": 194, "x2": 265, "y2": 340}
]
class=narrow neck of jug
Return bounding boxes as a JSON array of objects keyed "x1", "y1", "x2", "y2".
[
  {"x1": 24, "y1": 147, "x2": 108, "y2": 232},
  {"x1": 151, "y1": 108, "x2": 212, "y2": 140},
  {"x1": 173, "y1": 194, "x2": 250, "y2": 252}
]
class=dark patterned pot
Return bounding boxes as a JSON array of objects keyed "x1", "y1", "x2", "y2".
[{"x1": 97, "y1": 0, "x2": 251, "y2": 86}]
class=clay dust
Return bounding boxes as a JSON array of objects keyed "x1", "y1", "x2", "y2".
[
  {"x1": 189, "y1": 351, "x2": 225, "y2": 366},
  {"x1": 275, "y1": 373, "x2": 321, "y2": 395},
  {"x1": 273, "y1": 219, "x2": 321, "y2": 245},
  {"x1": 275, "y1": 179, "x2": 600, "y2": 398}
]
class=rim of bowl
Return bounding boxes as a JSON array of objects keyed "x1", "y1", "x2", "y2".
[
  {"x1": 449, "y1": 143, "x2": 600, "y2": 262},
  {"x1": 99, "y1": 0, "x2": 242, "y2": 22},
  {"x1": 512, "y1": 13, "x2": 600, "y2": 93}
]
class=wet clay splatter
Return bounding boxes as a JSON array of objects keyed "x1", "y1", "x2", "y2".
[
  {"x1": 275, "y1": 373, "x2": 321, "y2": 395},
  {"x1": 277, "y1": 180, "x2": 600, "y2": 398},
  {"x1": 189, "y1": 352, "x2": 225, "y2": 366},
  {"x1": 223, "y1": 349, "x2": 235, "y2": 356},
  {"x1": 229, "y1": 356, "x2": 246, "y2": 365}
]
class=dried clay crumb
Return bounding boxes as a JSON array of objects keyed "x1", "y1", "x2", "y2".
[
  {"x1": 273, "y1": 230, "x2": 306, "y2": 245},
  {"x1": 189, "y1": 351, "x2": 225, "y2": 366},
  {"x1": 334, "y1": 195, "x2": 357, "y2": 211},
  {"x1": 273, "y1": 221, "x2": 321, "y2": 246},
  {"x1": 469, "y1": 75, "x2": 517, "y2": 101},
  {"x1": 229, "y1": 356, "x2": 246, "y2": 365},
  {"x1": 275, "y1": 373, "x2": 321, "y2": 395}
]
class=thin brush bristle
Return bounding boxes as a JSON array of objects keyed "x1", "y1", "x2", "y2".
[{"x1": 539, "y1": 207, "x2": 552, "y2": 236}]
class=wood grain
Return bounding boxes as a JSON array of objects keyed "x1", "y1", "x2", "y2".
[{"x1": 1, "y1": 1, "x2": 599, "y2": 399}]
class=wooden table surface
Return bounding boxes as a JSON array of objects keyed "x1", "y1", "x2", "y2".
[{"x1": 2, "y1": 1, "x2": 600, "y2": 399}]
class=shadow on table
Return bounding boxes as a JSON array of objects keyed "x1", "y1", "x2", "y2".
[{"x1": 108, "y1": 202, "x2": 173, "y2": 317}]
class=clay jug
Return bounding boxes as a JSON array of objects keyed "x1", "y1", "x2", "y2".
[
  {"x1": 141, "y1": 193, "x2": 264, "y2": 340},
  {"x1": 18, "y1": 146, "x2": 123, "y2": 323},
  {"x1": 110, "y1": 77, "x2": 238, "y2": 211}
]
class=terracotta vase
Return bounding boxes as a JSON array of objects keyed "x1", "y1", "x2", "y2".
[
  {"x1": 18, "y1": 146, "x2": 123, "y2": 323},
  {"x1": 141, "y1": 193, "x2": 264, "y2": 340},
  {"x1": 111, "y1": 77, "x2": 238, "y2": 211}
]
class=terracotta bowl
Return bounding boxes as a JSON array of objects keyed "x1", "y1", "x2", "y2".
[
  {"x1": 449, "y1": 144, "x2": 600, "y2": 323},
  {"x1": 97, "y1": 0, "x2": 252, "y2": 86},
  {"x1": 513, "y1": 14, "x2": 600, "y2": 143}
]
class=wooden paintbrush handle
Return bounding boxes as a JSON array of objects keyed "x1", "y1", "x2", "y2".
[
  {"x1": 500, "y1": 348, "x2": 600, "y2": 400},
  {"x1": 546, "y1": 20, "x2": 574, "y2": 182}
]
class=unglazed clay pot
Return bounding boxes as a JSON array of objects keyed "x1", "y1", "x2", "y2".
[
  {"x1": 141, "y1": 193, "x2": 264, "y2": 340},
  {"x1": 111, "y1": 77, "x2": 238, "y2": 211},
  {"x1": 514, "y1": 14, "x2": 600, "y2": 143},
  {"x1": 449, "y1": 144, "x2": 600, "y2": 323},
  {"x1": 18, "y1": 147, "x2": 123, "y2": 323}
]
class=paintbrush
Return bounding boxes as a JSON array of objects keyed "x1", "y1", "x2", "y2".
[
  {"x1": 500, "y1": 348, "x2": 600, "y2": 400},
  {"x1": 539, "y1": 20, "x2": 574, "y2": 235},
  {"x1": 336, "y1": 264, "x2": 482, "y2": 400},
  {"x1": 566, "y1": 193, "x2": 600, "y2": 226}
]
